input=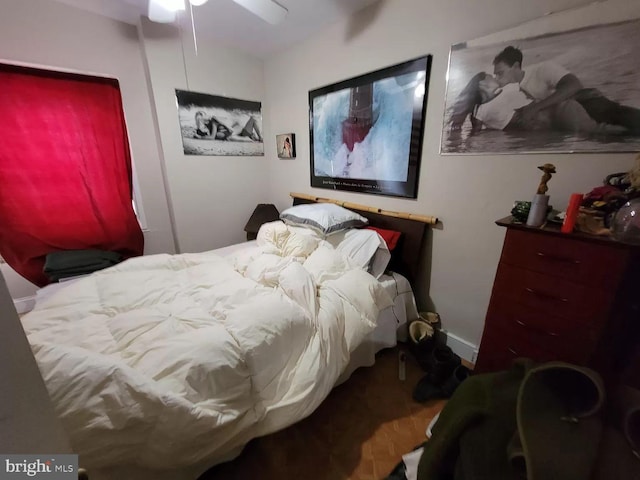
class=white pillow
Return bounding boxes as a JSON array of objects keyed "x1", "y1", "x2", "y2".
[
  {"x1": 327, "y1": 228, "x2": 391, "y2": 279},
  {"x1": 280, "y1": 203, "x2": 368, "y2": 236}
]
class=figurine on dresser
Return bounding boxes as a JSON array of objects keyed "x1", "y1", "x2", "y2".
[{"x1": 526, "y1": 163, "x2": 556, "y2": 227}]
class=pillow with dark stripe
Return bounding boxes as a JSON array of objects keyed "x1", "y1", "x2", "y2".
[{"x1": 280, "y1": 203, "x2": 368, "y2": 236}]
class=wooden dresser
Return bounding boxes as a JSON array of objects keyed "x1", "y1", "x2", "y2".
[{"x1": 475, "y1": 217, "x2": 640, "y2": 386}]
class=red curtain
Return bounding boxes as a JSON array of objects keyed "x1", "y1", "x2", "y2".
[{"x1": 0, "y1": 64, "x2": 143, "y2": 286}]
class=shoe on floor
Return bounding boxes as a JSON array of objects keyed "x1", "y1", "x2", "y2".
[
  {"x1": 408, "y1": 319, "x2": 435, "y2": 371},
  {"x1": 419, "y1": 311, "x2": 442, "y2": 331},
  {"x1": 413, "y1": 364, "x2": 471, "y2": 403},
  {"x1": 440, "y1": 365, "x2": 471, "y2": 396},
  {"x1": 425, "y1": 344, "x2": 461, "y2": 386}
]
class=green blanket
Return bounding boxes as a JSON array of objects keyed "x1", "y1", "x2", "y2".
[
  {"x1": 43, "y1": 249, "x2": 122, "y2": 281},
  {"x1": 418, "y1": 359, "x2": 640, "y2": 480}
]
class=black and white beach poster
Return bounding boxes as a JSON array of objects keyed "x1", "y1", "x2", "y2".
[
  {"x1": 176, "y1": 89, "x2": 264, "y2": 156},
  {"x1": 441, "y1": 3, "x2": 640, "y2": 155}
]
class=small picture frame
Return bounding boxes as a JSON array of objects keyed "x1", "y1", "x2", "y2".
[{"x1": 277, "y1": 133, "x2": 296, "y2": 159}]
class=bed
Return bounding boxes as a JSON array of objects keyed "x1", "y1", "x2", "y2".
[{"x1": 21, "y1": 194, "x2": 435, "y2": 480}]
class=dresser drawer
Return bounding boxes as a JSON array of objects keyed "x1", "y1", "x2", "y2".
[
  {"x1": 475, "y1": 324, "x2": 561, "y2": 373},
  {"x1": 485, "y1": 300, "x2": 599, "y2": 365},
  {"x1": 493, "y1": 263, "x2": 614, "y2": 327},
  {"x1": 501, "y1": 229, "x2": 629, "y2": 288}
]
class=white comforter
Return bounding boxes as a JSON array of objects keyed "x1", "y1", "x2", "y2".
[{"x1": 22, "y1": 222, "x2": 392, "y2": 473}]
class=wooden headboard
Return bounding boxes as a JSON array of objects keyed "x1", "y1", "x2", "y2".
[{"x1": 290, "y1": 193, "x2": 436, "y2": 285}]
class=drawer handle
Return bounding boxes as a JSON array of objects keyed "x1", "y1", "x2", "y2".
[
  {"x1": 515, "y1": 319, "x2": 560, "y2": 337},
  {"x1": 525, "y1": 287, "x2": 569, "y2": 303},
  {"x1": 536, "y1": 252, "x2": 581, "y2": 265}
]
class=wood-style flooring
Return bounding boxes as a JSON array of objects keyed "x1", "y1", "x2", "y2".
[{"x1": 201, "y1": 346, "x2": 444, "y2": 480}]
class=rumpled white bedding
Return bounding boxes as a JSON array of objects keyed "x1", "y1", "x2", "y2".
[{"x1": 21, "y1": 222, "x2": 393, "y2": 472}]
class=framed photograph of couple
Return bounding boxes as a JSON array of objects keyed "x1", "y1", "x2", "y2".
[
  {"x1": 309, "y1": 55, "x2": 432, "y2": 198},
  {"x1": 440, "y1": 13, "x2": 640, "y2": 155}
]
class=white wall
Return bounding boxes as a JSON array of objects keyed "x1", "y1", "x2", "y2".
[
  {"x1": 0, "y1": 263, "x2": 38, "y2": 313},
  {"x1": 0, "y1": 272, "x2": 72, "y2": 453},
  {"x1": 139, "y1": 19, "x2": 270, "y2": 253},
  {"x1": 263, "y1": 0, "x2": 638, "y2": 347},
  {"x1": 0, "y1": 0, "x2": 176, "y2": 298},
  {"x1": 0, "y1": 264, "x2": 36, "y2": 299}
]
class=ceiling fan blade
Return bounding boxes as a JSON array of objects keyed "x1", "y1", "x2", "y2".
[
  {"x1": 148, "y1": 0, "x2": 179, "y2": 23},
  {"x1": 232, "y1": 0, "x2": 288, "y2": 25}
]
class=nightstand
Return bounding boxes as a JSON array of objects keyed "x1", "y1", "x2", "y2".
[{"x1": 244, "y1": 204, "x2": 280, "y2": 241}]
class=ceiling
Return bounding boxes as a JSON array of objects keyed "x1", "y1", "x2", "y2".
[{"x1": 50, "y1": 0, "x2": 379, "y2": 58}]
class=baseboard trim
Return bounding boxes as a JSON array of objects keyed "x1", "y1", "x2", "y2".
[
  {"x1": 441, "y1": 330, "x2": 478, "y2": 364},
  {"x1": 13, "y1": 295, "x2": 36, "y2": 315}
]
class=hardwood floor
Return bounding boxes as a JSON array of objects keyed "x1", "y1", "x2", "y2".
[{"x1": 201, "y1": 346, "x2": 444, "y2": 480}]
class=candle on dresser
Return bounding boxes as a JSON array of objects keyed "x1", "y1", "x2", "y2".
[{"x1": 562, "y1": 193, "x2": 583, "y2": 233}]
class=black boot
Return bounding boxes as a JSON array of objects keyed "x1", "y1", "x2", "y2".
[
  {"x1": 412, "y1": 345, "x2": 463, "y2": 403},
  {"x1": 413, "y1": 364, "x2": 471, "y2": 403},
  {"x1": 426, "y1": 344, "x2": 461, "y2": 386}
]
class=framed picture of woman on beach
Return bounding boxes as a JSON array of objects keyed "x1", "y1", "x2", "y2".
[
  {"x1": 440, "y1": 2, "x2": 640, "y2": 155},
  {"x1": 175, "y1": 89, "x2": 264, "y2": 156}
]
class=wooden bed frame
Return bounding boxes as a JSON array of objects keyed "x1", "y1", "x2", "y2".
[{"x1": 290, "y1": 192, "x2": 436, "y2": 285}]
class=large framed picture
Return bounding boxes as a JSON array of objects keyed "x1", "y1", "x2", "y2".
[
  {"x1": 440, "y1": 13, "x2": 640, "y2": 155},
  {"x1": 175, "y1": 89, "x2": 264, "y2": 156},
  {"x1": 309, "y1": 55, "x2": 432, "y2": 198}
]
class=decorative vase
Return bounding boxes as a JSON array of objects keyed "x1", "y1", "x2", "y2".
[
  {"x1": 526, "y1": 194, "x2": 550, "y2": 227},
  {"x1": 611, "y1": 199, "x2": 640, "y2": 245}
]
